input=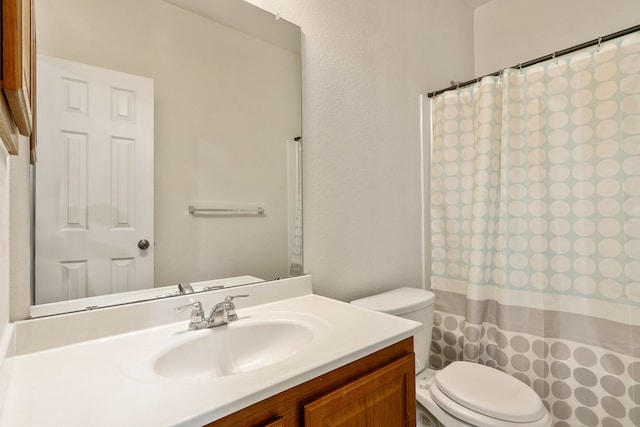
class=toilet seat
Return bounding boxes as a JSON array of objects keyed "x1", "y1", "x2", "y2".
[
  {"x1": 428, "y1": 382, "x2": 551, "y2": 427},
  {"x1": 434, "y1": 361, "x2": 547, "y2": 423},
  {"x1": 418, "y1": 362, "x2": 552, "y2": 427}
]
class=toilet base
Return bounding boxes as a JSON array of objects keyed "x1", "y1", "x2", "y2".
[
  {"x1": 417, "y1": 403, "x2": 442, "y2": 427},
  {"x1": 416, "y1": 386, "x2": 475, "y2": 427},
  {"x1": 416, "y1": 369, "x2": 474, "y2": 427}
]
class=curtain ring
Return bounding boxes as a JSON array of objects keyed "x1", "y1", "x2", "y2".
[
  {"x1": 597, "y1": 36, "x2": 603, "y2": 51},
  {"x1": 519, "y1": 64, "x2": 523, "y2": 75}
]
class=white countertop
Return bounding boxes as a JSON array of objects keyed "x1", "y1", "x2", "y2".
[{"x1": 0, "y1": 293, "x2": 419, "y2": 427}]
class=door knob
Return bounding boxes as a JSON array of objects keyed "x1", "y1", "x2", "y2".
[{"x1": 138, "y1": 239, "x2": 150, "y2": 250}]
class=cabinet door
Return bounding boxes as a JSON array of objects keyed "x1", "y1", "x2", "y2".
[
  {"x1": 2, "y1": 0, "x2": 34, "y2": 142},
  {"x1": 303, "y1": 354, "x2": 415, "y2": 427}
]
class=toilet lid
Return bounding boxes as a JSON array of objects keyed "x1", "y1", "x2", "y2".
[
  {"x1": 433, "y1": 361, "x2": 547, "y2": 423},
  {"x1": 350, "y1": 287, "x2": 435, "y2": 315}
]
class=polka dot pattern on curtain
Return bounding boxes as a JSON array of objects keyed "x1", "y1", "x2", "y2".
[
  {"x1": 431, "y1": 34, "x2": 640, "y2": 304},
  {"x1": 430, "y1": 32, "x2": 640, "y2": 427}
]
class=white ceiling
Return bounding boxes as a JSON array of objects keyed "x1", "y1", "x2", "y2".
[{"x1": 463, "y1": 0, "x2": 494, "y2": 9}]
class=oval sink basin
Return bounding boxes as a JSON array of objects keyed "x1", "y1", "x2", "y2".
[{"x1": 152, "y1": 320, "x2": 315, "y2": 381}]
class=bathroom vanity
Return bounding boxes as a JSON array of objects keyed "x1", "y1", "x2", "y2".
[
  {"x1": 208, "y1": 339, "x2": 415, "y2": 426},
  {"x1": 0, "y1": 277, "x2": 419, "y2": 426}
]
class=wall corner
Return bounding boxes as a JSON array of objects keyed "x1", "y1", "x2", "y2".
[{"x1": 8, "y1": 137, "x2": 31, "y2": 322}]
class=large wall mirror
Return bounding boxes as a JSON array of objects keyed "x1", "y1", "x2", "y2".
[{"x1": 31, "y1": 0, "x2": 302, "y2": 317}]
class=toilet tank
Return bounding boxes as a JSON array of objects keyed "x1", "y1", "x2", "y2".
[{"x1": 351, "y1": 287, "x2": 435, "y2": 373}]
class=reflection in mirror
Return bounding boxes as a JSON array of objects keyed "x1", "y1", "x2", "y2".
[{"x1": 31, "y1": 0, "x2": 302, "y2": 317}]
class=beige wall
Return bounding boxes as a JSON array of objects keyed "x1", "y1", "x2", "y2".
[
  {"x1": 35, "y1": 0, "x2": 301, "y2": 290},
  {"x1": 246, "y1": 0, "x2": 476, "y2": 301},
  {"x1": 6, "y1": 0, "x2": 475, "y2": 322},
  {"x1": 3, "y1": 0, "x2": 638, "y2": 320},
  {"x1": 474, "y1": 0, "x2": 640, "y2": 76},
  {"x1": 8, "y1": 139, "x2": 31, "y2": 321},
  {"x1": 0, "y1": 148, "x2": 9, "y2": 329},
  {"x1": 1, "y1": 136, "x2": 31, "y2": 325}
]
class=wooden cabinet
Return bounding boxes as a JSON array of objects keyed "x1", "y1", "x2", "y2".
[
  {"x1": 1, "y1": 0, "x2": 34, "y2": 156},
  {"x1": 205, "y1": 338, "x2": 415, "y2": 427}
]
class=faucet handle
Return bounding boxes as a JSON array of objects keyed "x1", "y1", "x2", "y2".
[
  {"x1": 175, "y1": 301, "x2": 205, "y2": 328},
  {"x1": 223, "y1": 295, "x2": 249, "y2": 322},
  {"x1": 224, "y1": 294, "x2": 249, "y2": 303},
  {"x1": 175, "y1": 301, "x2": 202, "y2": 312}
]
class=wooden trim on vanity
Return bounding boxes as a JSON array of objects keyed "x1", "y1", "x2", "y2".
[
  {"x1": 2, "y1": 0, "x2": 33, "y2": 136},
  {"x1": 1, "y1": 0, "x2": 34, "y2": 156},
  {"x1": 0, "y1": 90, "x2": 19, "y2": 154},
  {"x1": 29, "y1": 0, "x2": 36, "y2": 163}
]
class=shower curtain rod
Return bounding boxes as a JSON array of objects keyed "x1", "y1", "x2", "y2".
[{"x1": 427, "y1": 23, "x2": 640, "y2": 98}]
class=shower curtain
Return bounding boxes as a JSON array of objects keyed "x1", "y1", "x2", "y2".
[
  {"x1": 289, "y1": 138, "x2": 303, "y2": 276},
  {"x1": 430, "y1": 32, "x2": 639, "y2": 427}
]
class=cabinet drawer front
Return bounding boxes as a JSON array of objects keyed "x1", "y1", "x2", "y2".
[{"x1": 303, "y1": 354, "x2": 415, "y2": 427}]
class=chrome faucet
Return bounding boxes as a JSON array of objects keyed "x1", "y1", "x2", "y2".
[
  {"x1": 155, "y1": 282, "x2": 195, "y2": 299},
  {"x1": 175, "y1": 294, "x2": 249, "y2": 330}
]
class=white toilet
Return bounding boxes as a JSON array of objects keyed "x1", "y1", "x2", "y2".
[{"x1": 351, "y1": 288, "x2": 552, "y2": 427}]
